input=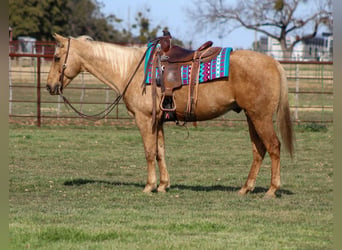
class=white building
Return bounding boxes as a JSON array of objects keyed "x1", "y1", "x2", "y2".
[
  {"x1": 258, "y1": 33, "x2": 333, "y2": 61},
  {"x1": 17, "y1": 36, "x2": 37, "y2": 54},
  {"x1": 300, "y1": 32, "x2": 333, "y2": 61}
]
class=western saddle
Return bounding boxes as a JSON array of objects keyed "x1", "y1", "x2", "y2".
[{"x1": 147, "y1": 31, "x2": 222, "y2": 122}]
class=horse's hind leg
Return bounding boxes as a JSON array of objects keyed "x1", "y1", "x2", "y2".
[
  {"x1": 247, "y1": 114, "x2": 281, "y2": 198},
  {"x1": 156, "y1": 123, "x2": 170, "y2": 192},
  {"x1": 239, "y1": 115, "x2": 266, "y2": 195}
]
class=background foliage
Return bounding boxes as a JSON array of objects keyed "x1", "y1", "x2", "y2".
[{"x1": 8, "y1": 0, "x2": 173, "y2": 43}]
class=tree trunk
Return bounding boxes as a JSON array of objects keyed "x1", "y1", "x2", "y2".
[
  {"x1": 279, "y1": 39, "x2": 293, "y2": 60},
  {"x1": 283, "y1": 49, "x2": 293, "y2": 60}
]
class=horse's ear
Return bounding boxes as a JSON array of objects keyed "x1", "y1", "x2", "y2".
[{"x1": 53, "y1": 33, "x2": 67, "y2": 46}]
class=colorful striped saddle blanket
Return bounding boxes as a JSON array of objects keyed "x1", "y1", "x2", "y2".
[{"x1": 144, "y1": 44, "x2": 232, "y2": 85}]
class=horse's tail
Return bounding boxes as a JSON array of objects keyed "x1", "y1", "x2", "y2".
[{"x1": 276, "y1": 62, "x2": 294, "y2": 157}]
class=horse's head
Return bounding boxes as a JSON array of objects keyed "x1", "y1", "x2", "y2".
[{"x1": 46, "y1": 34, "x2": 82, "y2": 95}]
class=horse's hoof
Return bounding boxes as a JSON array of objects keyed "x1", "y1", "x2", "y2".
[
  {"x1": 157, "y1": 185, "x2": 169, "y2": 193},
  {"x1": 237, "y1": 190, "x2": 247, "y2": 196},
  {"x1": 238, "y1": 186, "x2": 252, "y2": 196},
  {"x1": 143, "y1": 184, "x2": 156, "y2": 193},
  {"x1": 263, "y1": 192, "x2": 276, "y2": 199},
  {"x1": 157, "y1": 188, "x2": 167, "y2": 193},
  {"x1": 157, "y1": 182, "x2": 170, "y2": 193}
]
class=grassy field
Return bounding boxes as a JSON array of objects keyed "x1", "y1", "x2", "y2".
[{"x1": 9, "y1": 123, "x2": 333, "y2": 249}]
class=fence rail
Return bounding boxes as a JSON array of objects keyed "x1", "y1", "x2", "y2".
[{"x1": 8, "y1": 52, "x2": 333, "y2": 127}]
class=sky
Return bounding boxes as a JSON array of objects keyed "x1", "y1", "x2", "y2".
[{"x1": 99, "y1": 0, "x2": 256, "y2": 49}]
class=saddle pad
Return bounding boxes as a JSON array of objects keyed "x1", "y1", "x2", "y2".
[
  {"x1": 144, "y1": 42, "x2": 160, "y2": 84},
  {"x1": 181, "y1": 47, "x2": 232, "y2": 85},
  {"x1": 144, "y1": 44, "x2": 232, "y2": 85}
]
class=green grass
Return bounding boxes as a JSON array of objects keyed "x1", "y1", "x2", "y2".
[{"x1": 9, "y1": 123, "x2": 333, "y2": 249}]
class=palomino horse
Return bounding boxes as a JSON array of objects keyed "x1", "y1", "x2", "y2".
[{"x1": 46, "y1": 34, "x2": 294, "y2": 198}]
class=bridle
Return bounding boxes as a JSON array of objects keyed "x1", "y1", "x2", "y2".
[
  {"x1": 58, "y1": 37, "x2": 71, "y2": 92},
  {"x1": 57, "y1": 37, "x2": 154, "y2": 121}
]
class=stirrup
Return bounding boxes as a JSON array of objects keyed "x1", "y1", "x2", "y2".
[{"x1": 160, "y1": 94, "x2": 176, "y2": 112}]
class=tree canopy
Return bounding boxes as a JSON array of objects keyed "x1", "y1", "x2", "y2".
[
  {"x1": 9, "y1": 0, "x2": 172, "y2": 44},
  {"x1": 188, "y1": 0, "x2": 332, "y2": 57},
  {"x1": 9, "y1": 0, "x2": 69, "y2": 40}
]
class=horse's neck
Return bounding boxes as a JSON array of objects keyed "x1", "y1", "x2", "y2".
[{"x1": 78, "y1": 41, "x2": 144, "y2": 93}]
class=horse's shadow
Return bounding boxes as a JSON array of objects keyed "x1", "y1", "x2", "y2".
[
  {"x1": 63, "y1": 178, "x2": 294, "y2": 197},
  {"x1": 172, "y1": 184, "x2": 294, "y2": 197}
]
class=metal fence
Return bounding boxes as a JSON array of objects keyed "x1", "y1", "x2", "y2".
[{"x1": 8, "y1": 50, "x2": 333, "y2": 127}]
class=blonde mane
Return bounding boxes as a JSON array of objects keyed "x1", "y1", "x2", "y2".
[
  {"x1": 78, "y1": 39, "x2": 144, "y2": 77},
  {"x1": 75, "y1": 35, "x2": 94, "y2": 41}
]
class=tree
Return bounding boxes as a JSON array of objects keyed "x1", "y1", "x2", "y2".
[
  {"x1": 8, "y1": 0, "x2": 184, "y2": 45},
  {"x1": 9, "y1": 0, "x2": 123, "y2": 41},
  {"x1": 188, "y1": 0, "x2": 332, "y2": 59},
  {"x1": 130, "y1": 9, "x2": 183, "y2": 46},
  {"x1": 66, "y1": 0, "x2": 125, "y2": 42},
  {"x1": 9, "y1": 0, "x2": 70, "y2": 40},
  {"x1": 131, "y1": 9, "x2": 162, "y2": 43}
]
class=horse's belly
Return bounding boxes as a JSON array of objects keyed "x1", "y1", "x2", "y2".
[
  {"x1": 197, "y1": 101, "x2": 239, "y2": 121},
  {"x1": 175, "y1": 97, "x2": 239, "y2": 121},
  {"x1": 173, "y1": 82, "x2": 237, "y2": 121}
]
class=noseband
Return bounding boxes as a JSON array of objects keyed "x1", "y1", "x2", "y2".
[{"x1": 58, "y1": 37, "x2": 71, "y2": 91}]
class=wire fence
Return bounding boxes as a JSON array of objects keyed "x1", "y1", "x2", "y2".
[{"x1": 8, "y1": 49, "x2": 333, "y2": 127}]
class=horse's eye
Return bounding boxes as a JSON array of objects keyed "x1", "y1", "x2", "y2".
[{"x1": 54, "y1": 56, "x2": 60, "y2": 62}]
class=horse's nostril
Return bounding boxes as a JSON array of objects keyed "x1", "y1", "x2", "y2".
[{"x1": 46, "y1": 84, "x2": 61, "y2": 95}]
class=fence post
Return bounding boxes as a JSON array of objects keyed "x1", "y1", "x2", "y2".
[
  {"x1": 57, "y1": 96, "x2": 61, "y2": 117},
  {"x1": 320, "y1": 63, "x2": 325, "y2": 122},
  {"x1": 295, "y1": 63, "x2": 299, "y2": 121},
  {"x1": 9, "y1": 57, "x2": 12, "y2": 115},
  {"x1": 105, "y1": 88, "x2": 110, "y2": 121},
  {"x1": 80, "y1": 72, "x2": 85, "y2": 112},
  {"x1": 36, "y1": 56, "x2": 41, "y2": 127}
]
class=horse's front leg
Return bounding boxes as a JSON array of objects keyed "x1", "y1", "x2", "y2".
[
  {"x1": 135, "y1": 114, "x2": 158, "y2": 193},
  {"x1": 156, "y1": 123, "x2": 170, "y2": 192}
]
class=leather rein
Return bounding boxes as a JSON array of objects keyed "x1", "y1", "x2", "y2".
[{"x1": 58, "y1": 38, "x2": 153, "y2": 121}]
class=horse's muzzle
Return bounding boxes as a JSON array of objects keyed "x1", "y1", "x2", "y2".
[{"x1": 46, "y1": 82, "x2": 63, "y2": 95}]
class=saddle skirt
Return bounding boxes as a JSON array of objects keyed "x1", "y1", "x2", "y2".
[{"x1": 144, "y1": 43, "x2": 232, "y2": 85}]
